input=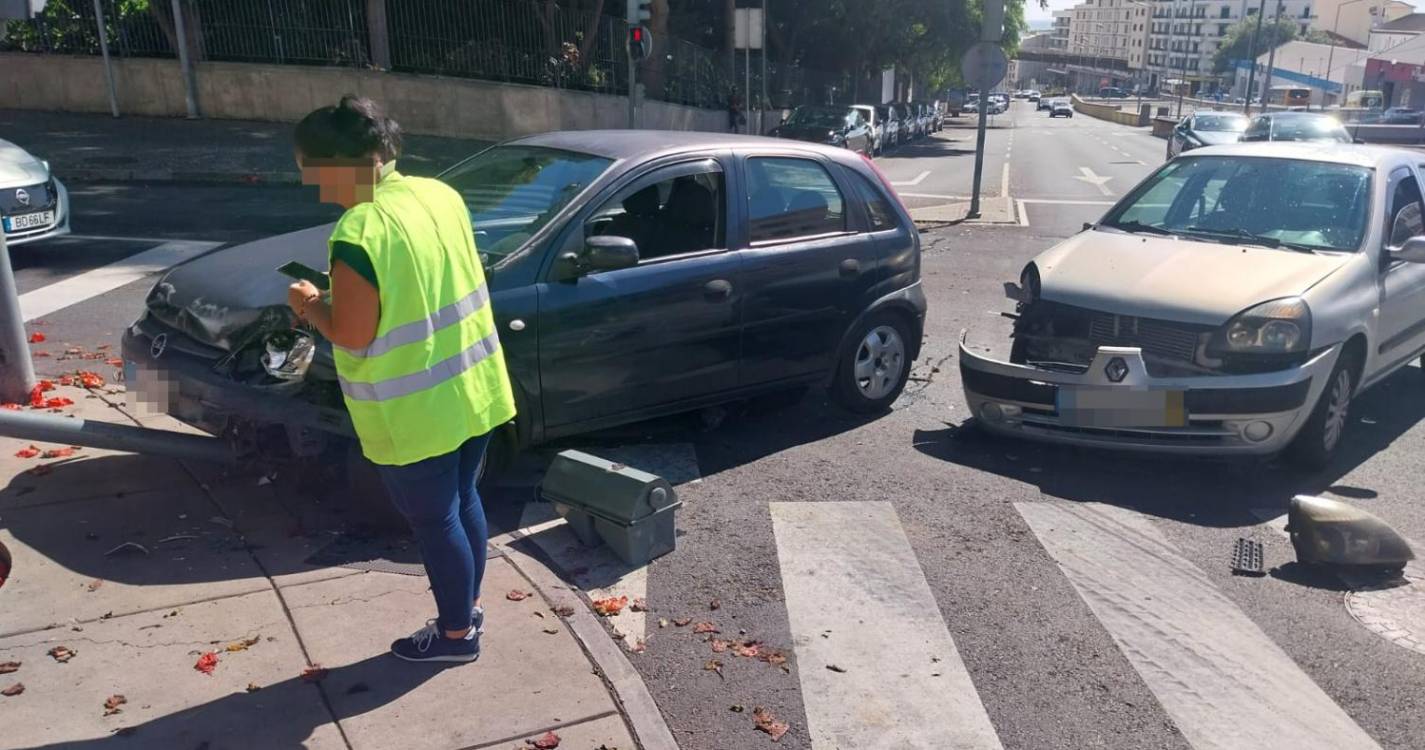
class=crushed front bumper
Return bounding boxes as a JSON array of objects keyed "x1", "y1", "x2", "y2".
[{"x1": 958, "y1": 334, "x2": 1339, "y2": 455}]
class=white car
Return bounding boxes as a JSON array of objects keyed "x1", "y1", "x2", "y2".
[
  {"x1": 961, "y1": 144, "x2": 1425, "y2": 467},
  {"x1": 851, "y1": 104, "x2": 884, "y2": 155},
  {"x1": 1049, "y1": 99, "x2": 1073, "y2": 118},
  {"x1": 1, "y1": 138, "x2": 70, "y2": 246}
]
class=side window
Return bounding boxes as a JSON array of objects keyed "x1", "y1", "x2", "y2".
[
  {"x1": 1388, "y1": 169, "x2": 1424, "y2": 247},
  {"x1": 850, "y1": 172, "x2": 898, "y2": 231},
  {"x1": 747, "y1": 157, "x2": 848, "y2": 243},
  {"x1": 1243, "y1": 118, "x2": 1268, "y2": 141},
  {"x1": 585, "y1": 162, "x2": 725, "y2": 261}
]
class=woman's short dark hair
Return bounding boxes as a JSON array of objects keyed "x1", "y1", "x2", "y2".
[{"x1": 294, "y1": 95, "x2": 403, "y2": 162}]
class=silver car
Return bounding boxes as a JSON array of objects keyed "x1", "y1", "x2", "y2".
[
  {"x1": 961, "y1": 144, "x2": 1425, "y2": 467},
  {"x1": 1, "y1": 138, "x2": 70, "y2": 246}
]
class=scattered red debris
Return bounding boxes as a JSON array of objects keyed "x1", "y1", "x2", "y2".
[
  {"x1": 753, "y1": 707, "x2": 790, "y2": 742},
  {"x1": 672, "y1": 617, "x2": 692, "y2": 627},
  {"x1": 78, "y1": 371, "x2": 105, "y2": 389},
  {"x1": 39, "y1": 397, "x2": 74, "y2": 410},
  {"x1": 0, "y1": 662, "x2": 19, "y2": 674},
  {"x1": 692, "y1": 622, "x2": 719, "y2": 634},
  {"x1": 300, "y1": 664, "x2": 328, "y2": 683},
  {"x1": 1, "y1": 683, "x2": 22, "y2": 697},
  {"x1": 630, "y1": 598, "x2": 648, "y2": 612},
  {"x1": 193, "y1": 652, "x2": 219, "y2": 675},
  {"x1": 32, "y1": 351, "x2": 50, "y2": 358},
  {"x1": 526, "y1": 730, "x2": 561, "y2": 749},
  {"x1": 592, "y1": 595, "x2": 628, "y2": 617},
  {"x1": 506, "y1": 590, "x2": 531, "y2": 602},
  {"x1": 27, "y1": 332, "x2": 44, "y2": 344},
  {"x1": 103, "y1": 694, "x2": 126, "y2": 715},
  {"x1": 57, "y1": 375, "x2": 73, "y2": 386},
  {"x1": 106, "y1": 358, "x2": 124, "y2": 367},
  {"x1": 47, "y1": 646, "x2": 76, "y2": 663},
  {"x1": 42, "y1": 447, "x2": 78, "y2": 459},
  {"x1": 14, "y1": 446, "x2": 39, "y2": 459},
  {"x1": 1, "y1": 403, "x2": 22, "y2": 411}
]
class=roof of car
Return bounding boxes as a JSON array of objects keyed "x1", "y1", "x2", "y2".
[
  {"x1": 506, "y1": 130, "x2": 855, "y2": 161},
  {"x1": 1254, "y1": 111, "x2": 1337, "y2": 121},
  {"x1": 1185, "y1": 141, "x2": 1414, "y2": 169}
]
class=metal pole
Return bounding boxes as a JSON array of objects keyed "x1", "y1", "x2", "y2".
[
  {"x1": 1262, "y1": 0, "x2": 1283, "y2": 111},
  {"x1": 1243, "y1": 0, "x2": 1268, "y2": 116},
  {"x1": 627, "y1": 33, "x2": 637, "y2": 128},
  {"x1": 0, "y1": 231, "x2": 36, "y2": 405},
  {"x1": 92, "y1": 0, "x2": 120, "y2": 118},
  {"x1": 761, "y1": 0, "x2": 768, "y2": 136},
  {"x1": 170, "y1": 0, "x2": 201, "y2": 118},
  {"x1": 745, "y1": 45, "x2": 751, "y2": 129},
  {"x1": 0, "y1": 409, "x2": 236, "y2": 464},
  {"x1": 968, "y1": 95, "x2": 989, "y2": 218}
]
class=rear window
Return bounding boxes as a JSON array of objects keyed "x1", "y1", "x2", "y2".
[
  {"x1": 1272, "y1": 117, "x2": 1349, "y2": 142},
  {"x1": 747, "y1": 157, "x2": 848, "y2": 243},
  {"x1": 850, "y1": 172, "x2": 898, "y2": 231}
]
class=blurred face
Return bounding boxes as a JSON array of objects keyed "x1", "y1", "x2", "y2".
[{"x1": 297, "y1": 155, "x2": 381, "y2": 208}]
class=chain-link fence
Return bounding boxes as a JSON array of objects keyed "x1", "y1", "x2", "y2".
[{"x1": 0, "y1": 0, "x2": 838, "y2": 112}]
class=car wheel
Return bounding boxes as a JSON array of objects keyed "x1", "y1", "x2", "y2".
[
  {"x1": 832, "y1": 312, "x2": 912, "y2": 413},
  {"x1": 1287, "y1": 353, "x2": 1357, "y2": 470}
]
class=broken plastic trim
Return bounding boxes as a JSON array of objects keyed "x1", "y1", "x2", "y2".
[{"x1": 1287, "y1": 495, "x2": 1416, "y2": 571}]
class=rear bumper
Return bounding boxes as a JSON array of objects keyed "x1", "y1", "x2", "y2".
[{"x1": 958, "y1": 333, "x2": 1339, "y2": 455}]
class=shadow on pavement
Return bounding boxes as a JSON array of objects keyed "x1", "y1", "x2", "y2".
[
  {"x1": 23, "y1": 652, "x2": 446, "y2": 749},
  {"x1": 913, "y1": 366, "x2": 1425, "y2": 530}
]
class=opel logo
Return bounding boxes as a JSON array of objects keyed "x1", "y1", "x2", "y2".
[
  {"x1": 150, "y1": 333, "x2": 168, "y2": 360},
  {"x1": 14, "y1": 188, "x2": 29, "y2": 207}
]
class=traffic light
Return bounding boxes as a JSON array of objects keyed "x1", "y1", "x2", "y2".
[
  {"x1": 626, "y1": 0, "x2": 651, "y2": 23},
  {"x1": 628, "y1": 25, "x2": 653, "y2": 62}
]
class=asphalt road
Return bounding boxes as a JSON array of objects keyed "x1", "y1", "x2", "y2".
[{"x1": 9, "y1": 102, "x2": 1425, "y2": 749}]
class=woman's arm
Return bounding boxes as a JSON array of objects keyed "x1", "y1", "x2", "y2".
[{"x1": 287, "y1": 260, "x2": 380, "y2": 350}]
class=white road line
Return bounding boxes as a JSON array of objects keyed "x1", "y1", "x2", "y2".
[
  {"x1": 19, "y1": 239, "x2": 222, "y2": 321},
  {"x1": 771, "y1": 502, "x2": 1003, "y2": 750},
  {"x1": 1016, "y1": 199, "x2": 1030, "y2": 227},
  {"x1": 1018, "y1": 198, "x2": 1117, "y2": 206},
  {"x1": 1017, "y1": 502, "x2": 1382, "y2": 750},
  {"x1": 899, "y1": 192, "x2": 972, "y2": 201},
  {"x1": 891, "y1": 170, "x2": 931, "y2": 187},
  {"x1": 64, "y1": 233, "x2": 188, "y2": 245},
  {"x1": 1000, "y1": 163, "x2": 1010, "y2": 198},
  {"x1": 1073, "y1": 166, "x2": 1114, "y2": 196}
]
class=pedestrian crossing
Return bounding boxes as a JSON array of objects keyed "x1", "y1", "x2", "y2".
[
  {"x1": 18, "y1": 237, "x2": 222, "y2": 321},
  {"x1": 494, "y1": 443, "x2": 1398, "y2": 750}
]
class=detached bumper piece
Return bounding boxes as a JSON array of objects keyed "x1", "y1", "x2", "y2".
[
  {"x1": 541, "y1": 450, "x2": 682, "y2": 566},
  {"x1": 959, "y1": 334, "x2": 1336, "y2": 454},
  {"x1": 1231, "y1": 538, "x2": 1267, "y2": 577}
]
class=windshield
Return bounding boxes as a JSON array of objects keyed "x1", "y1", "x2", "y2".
[
  {"x1": 1272, "y1": 116, "x2": 1350, "y2": 142},
  {"x1": 440, "y1": 145, "x2": 612, "y2": 260},
  {"x1": 786, "y1": 108, "x2": 849, "y2": 127},
  {"x1": 1101, "y1": 156, "x2": 1372, "y2": 252},
  {"x1": 1194, "y1": 114, "x2": 1247, "y2": 132}
]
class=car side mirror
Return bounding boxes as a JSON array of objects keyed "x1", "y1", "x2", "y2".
[
  {"x1": 1391, "y1": 236, "x2": 1425, "y2": 264},
  {"x1": 584, "y1": 235, "x2": 640, "y2": 270}
]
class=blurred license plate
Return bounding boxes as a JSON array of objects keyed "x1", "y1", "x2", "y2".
[
  {"x1": 3, "y1": 211, "x2": 54, "y2": 233},
  {"x1": 1057, "y1": 389, "x2": 1186, "y2": 428}
]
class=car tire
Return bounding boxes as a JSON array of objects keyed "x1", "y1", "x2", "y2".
[
  {"x1": 1287, "y1": 352, "x2": 1358, "y2": 470},
  {"x1": 832, "y1": 312, "x2": 913, "y2": 414}
]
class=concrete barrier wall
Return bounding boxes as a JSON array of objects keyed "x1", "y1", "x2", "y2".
[
  {"x1": 0, "y1": 53, "x2": 727, "y2": 139},
  {"x1": 1070, "y1": 95, "x2": 1145, "y2": 127}
]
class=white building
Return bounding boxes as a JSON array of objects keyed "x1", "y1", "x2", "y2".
[
  {"x1": 1232, "y1": 39, "x2": 1373, "y2": 104},
  {"x1": 1368, "y1": 11, "x2": 1425, "y2": 52},
  {"x1": 1065, "y1": 0, "x2": 1152, "y2": 89}
]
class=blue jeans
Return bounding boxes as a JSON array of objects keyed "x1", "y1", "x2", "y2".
[{"x1": 375, "y1": 433, "x2": 491, "y2": 633}]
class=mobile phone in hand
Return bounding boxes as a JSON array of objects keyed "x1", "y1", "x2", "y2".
[{"x1": 277, "y1": 261, "x2": 331, "y2": 291}]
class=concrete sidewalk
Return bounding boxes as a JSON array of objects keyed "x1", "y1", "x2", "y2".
[
  {"x1": 0, "y1": 383, "x2": 669, "y2": 749},
  {"x1": 0, "y1": 109, "x2": 490, "y2": 185}
]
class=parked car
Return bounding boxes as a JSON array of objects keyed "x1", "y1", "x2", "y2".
[
  {"x1": 851, "y1": 104, "x2": 885, "y2": 155},
  {"x1": 1027, "y1": 90, "x2": 1041, "y2": 103},
  {"x1": 122, "y1": 131, "x2": 927, "y2": 484},
  {"x1": 1240, "y1": 112, "x2": 1352, "y2": 144},
  {"x1": 945, "y1": 91, "x2": 965, "y2": 117},
  {"x1": 876, "y1": 104, "x2": 900, "y2": 151},
  {"x1": 1037, "y1": 95, "x2": 1052, "y2": 111},
  {"x1": 1049, "y1": 99, "x2": 1073, "y2": 118},
  {"x1": 770, "y1": 106, "x2": 875, "y2": 155},
  {"x1": 960, "y1": 143, "x2": 1425, "y2": 468},
  {"x1": 918, "y1": 103, "x2": 934, "y2": 135},
  {"x1": 1, "y1": 137, "x2": 70, "y2": 246},
  {"x1": 1381, "y1": 107, "x2": 1422, "y2": 125},
  {"x1": 1166, "y1": 111, "x2": 1250, "y2": 160}
]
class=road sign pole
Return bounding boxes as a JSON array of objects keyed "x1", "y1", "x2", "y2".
[
  {"x1": 966, "y1": 0, "x2": 1005, "y2": 220},
  {"x1": 968, "y1": 98, "x2": 989, "y2": 218},
  {"x1": 0, "y1": 230, "x2": 36, "y2": 405}
]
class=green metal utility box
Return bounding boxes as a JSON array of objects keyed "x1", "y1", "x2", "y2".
[{"x1": 540, "y1": 450, "x2": 682, "y2": 566}]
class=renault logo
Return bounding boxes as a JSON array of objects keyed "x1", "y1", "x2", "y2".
[
  {"x1": 1104, "y1": 357, "x2": 1129, "y2": 383},
  {"x1": 150, "y1": 333, "x2": 168, "y2": 360},
  {"x1": 14, "y1": 188, "x2": 29, "y2": 207}
]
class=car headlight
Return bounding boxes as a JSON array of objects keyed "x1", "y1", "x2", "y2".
[
  {"x1": 1210, "y1": 298, "x2": 1311, "y2": 354},
  {"x1": 1019, "y1": 262, "x2": 1041, "y2": 303}
]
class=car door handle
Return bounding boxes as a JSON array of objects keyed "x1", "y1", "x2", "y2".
[
  {"x1": 839, "y1": 259, "x2": 862, "y2": 278},
  {"x1": 703, "y1": 279, "x2": 733, "y2": 301}
]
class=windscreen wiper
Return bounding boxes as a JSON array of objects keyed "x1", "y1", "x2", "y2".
[
  {"x1": 1105, "y1": 220, "x2": 1173, "y2": 236},
  {"x1": 1181, "y1": 226, "x2": 1281, "y2": 248}
]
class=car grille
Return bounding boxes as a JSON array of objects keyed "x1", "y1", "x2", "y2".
[
  {"x1": 1086, "y1": 311, "x2": 1206, "y2": 363},
  {"x1": 0, "y1": 181, "x2": 57, "y2": 216}
]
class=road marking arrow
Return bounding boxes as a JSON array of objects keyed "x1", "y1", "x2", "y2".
[
  {"x1": 891, "y1": 170, "x2": 931, "y2": 187},
  {"x1": 1074, "y1": 166, "x2": 1114, "y2": 196}
]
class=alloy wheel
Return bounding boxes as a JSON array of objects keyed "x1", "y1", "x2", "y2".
[
  {"x1": 1323, "y1": 368, "x2": 1352, "y2": 453},
  {"x1": 853, "y1": 325, "x2": 906, "y2": 401}
]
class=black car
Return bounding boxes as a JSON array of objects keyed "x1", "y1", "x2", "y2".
[
  {"x1": 770, "y1": 106, "x2": 874, "y2": 155},
  {"x1": 121, "y1": 131, "x2": 926, "y2": 482},
  {"x1": 1240, "y1": 112, "x2": 1352, "y2": 144},
  {"x1": 1166, "y1": 111, "x2": 1250, "y2": 159}
]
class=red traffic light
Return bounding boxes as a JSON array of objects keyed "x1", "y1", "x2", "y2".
[
  {"x1": 631, "y1": 27, "x2": 643, "y2": 42},
  {"x1": 628, "y1": 25, "x2": 652, "y2": 61}
]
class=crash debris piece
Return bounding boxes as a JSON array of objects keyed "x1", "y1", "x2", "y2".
[
  {"x1": 753, "y1": 706, "x2": 790, "y2": 741},
  {"x1": 1288, "y1": 495, "x2": 1415, "y2": 570},
  {"x1": 225, "y1": 636, "x2": 260, "y2": 653},
  {"x1": 692, "y1": 621, "x2": 718, "y2": 634},
  {"x1": 525, "y1": 730, "x2": 561, "y2": 748},
  {"x1": 103, "y1": 694, "x2": 127, "y2": 716},
  {"x1": 193, "y1": 652, "x2": 219, "y2": 675},
  {"x1": 0, "y1": 662, "x2": 18, "y2": 674},
  {"x1": 592, "y1": 595, "x2": 628, "y2": 617},
  {"x1": 1, "y1": 683, "x2": 23, "y2": 697},
  {"x1": 506, "y1": 590, "x2": 531, "y2": 601},
  {"x1": 300, "y1": 665, "x2": 329, "y2": 683},
  {"x1": 47, "y1": 646, "x2": 76, "y2": 663},
  {"x1": 1231, "y1": 538, "x2": 1266, "y2": 577}
]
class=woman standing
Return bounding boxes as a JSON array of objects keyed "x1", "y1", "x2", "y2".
[{"x1": 287, "y1": 96, "x2": 516, "y2": 663}]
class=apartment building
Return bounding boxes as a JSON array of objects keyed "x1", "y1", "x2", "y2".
[
  {"x1": 1064, "y1": 0, "x2": 1152, "y2": 88},
  {"x1": 1144, "y1": 0, "x2": 1319, "y2": 93}
]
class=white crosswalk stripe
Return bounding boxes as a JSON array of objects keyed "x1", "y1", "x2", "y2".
[
  {"x1": 1017, "y1": 502, "x2": 1381, "y2": 750},
  {"x1": 19, "y1": 238, "x2": 222, "y2": 321},
  {"x1": 770, "y1": 501, "x2": 1004, "y2": 750}
]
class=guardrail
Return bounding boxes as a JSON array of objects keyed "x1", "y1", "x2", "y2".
[{"x1": 1071, "y1": 95, "x2": 1150, "y2": 127}]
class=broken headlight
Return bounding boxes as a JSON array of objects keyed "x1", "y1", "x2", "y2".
[
  {"x1": 261, "y1": 329, "x2": 316, "y2": 381},
  {"x1": 1208, "y1": 298, "x2": 1310, "y2": 355},
  {"x1": 1287, "y1": 494, "x2": 1415, "y2": 570}
]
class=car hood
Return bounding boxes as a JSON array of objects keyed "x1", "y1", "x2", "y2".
[
  {"x1": 144, "y1": 224, "x2": 334, "y2": 352},
  {"x1": 1036, "y1": 230, "x2": 1350, "y2": 325},
  {"x1": 1191, "y1": 130, "x2": 1243, "y2": 145},
  {"x1": 0, "y1": 138, "x2": 50, "y2": 185}
]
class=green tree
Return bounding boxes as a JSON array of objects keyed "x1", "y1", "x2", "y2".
[{"x1": 1212, "y1": 16, "x2": 1303, "y2": 74}]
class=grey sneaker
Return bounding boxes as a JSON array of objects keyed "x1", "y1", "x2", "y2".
[
  {"x1": 391, "y1": 620, "x2": 480, "y2": 663},
  {"x1": 471, "y1": 605, "x2": 485, "y2": 636}
]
